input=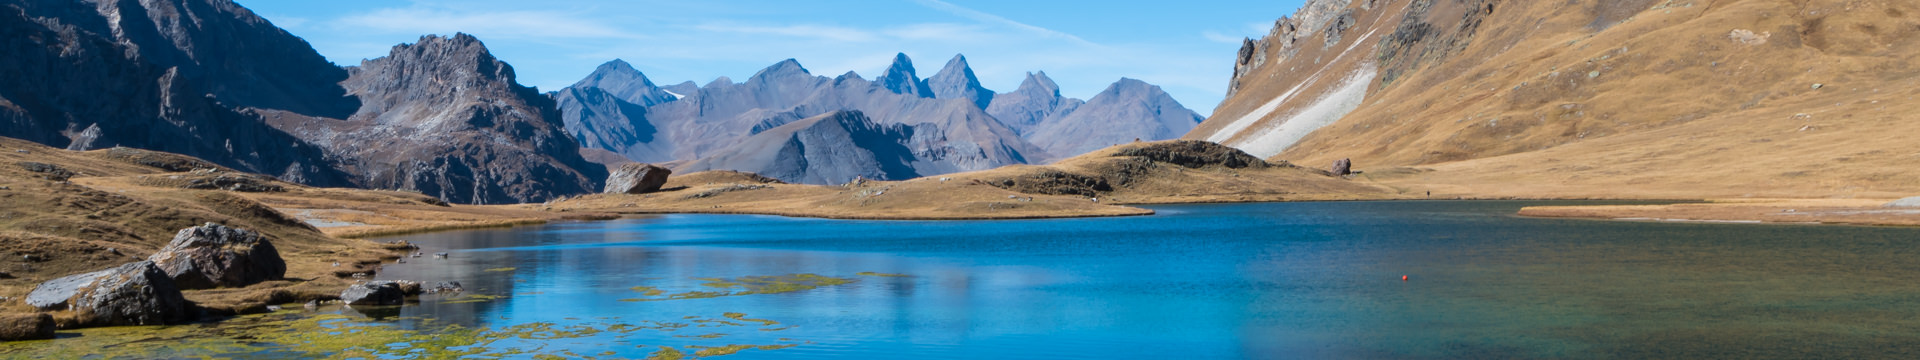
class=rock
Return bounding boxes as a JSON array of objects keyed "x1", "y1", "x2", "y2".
[
  {"x1": 16, "y1": 162, "x2": 75, "y2": 181},
  {"x1": 1110, "y1": 140, "x2": 1269, "y2": 169},
  {"x1": 182, "y1": 174, "x2": 285, "y2": 192},
  {"x1": 339, "y1": 281, "x2": 408, "y2": 306},
  {"x1": 147, "y1": 223, "x2": 286, "y2": 290},
  {"x1": 426, "y1": 281, "x2": 465, "y2": 294},
  {"x1": 25, "y1": 261, "x2": 189, "y2": 326},
  {"x1": 1332, "y1": 158, "x2": 1353, "y2": 176},
  {"x1": 0, "y1": 313, "x2": 55, "y2": 341},
  {"x1": 1887, "y1": 197, "x2": 1920, "y2": 208},
  {"x1": 604, "y1": 163, "x2": 672, "y2": 194},
  {"x1": 304, "y1": 300, "x2": 319, "y2": 309}
]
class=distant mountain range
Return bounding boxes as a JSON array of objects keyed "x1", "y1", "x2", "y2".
[
  {"x1": 559, "y1": 54, "x2": 1204, "y2": 185},
  {"x1": 0, "y1": 0, "x2": 1206, "y2": 201}
]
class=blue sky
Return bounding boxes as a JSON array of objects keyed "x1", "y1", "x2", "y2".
[{"x1": 246, "y1": 0, "x2": 1305, "y2": 115}]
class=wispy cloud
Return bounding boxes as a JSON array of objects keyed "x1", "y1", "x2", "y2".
[
  {"x1": 1202, "y1": 31, "x2": 1244, "y2": 44},
  {"x1": 335, "y1": 7, "x2": 639, "y2": 40},
  {"x1": 695, "y1": 23, "x2": 882, "y2": 43},
  {"x1": 909, "y1": 0, "x2": 1097, "y2": 47}
]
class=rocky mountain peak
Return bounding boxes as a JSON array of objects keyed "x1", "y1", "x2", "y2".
[
  {"x1": 927, "y1": 54, "x2": 994, "y2": 109},
  {"x1": 875, "y1": 53, "x2": 933, "y2": 97},
  {"x1": 1014, "y1": 71, "x2": 1064, "y2": 98},
  {"x1": 573, "y1": 59, "x2": 676, "y2": 107}
]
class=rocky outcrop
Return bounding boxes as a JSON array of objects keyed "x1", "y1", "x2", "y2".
[
  {"x1": 1888, "y1": 197, "x2": 1920, "y2": 209},
  {"x1": 926, "y1": 55, "x2": 995, "y2": 109},
  {"x1": 0, "y1": 313, "x2": 54, "y2": 341},
  {"x1": 1332, "y1": 158, "x2": 1352, "y2": 176},
  {"x1": 1111, "y1": 140, "x2": 1269, "y2": 169},
  {"x1": 605, "y1": 163, "x2": 672, "y2": 194},
  {"x1": 270, "y1": 34, "x2": 608, "y2": 204},
  {"x1": 0, "y1": 0, "x2": 352, "y2": 186},
  {"x1": 26, "y1": 261, "x2": 190, "y2": 326},
  {"x1": 1023, "y1": 79, "x2": 1204, "y2": 159},
  {"x1": 340, "y1": 281, "x2": 407, "y2": 306},
  {"x1": 147, "y1": 223, "x2": 285, "y2": 290}
]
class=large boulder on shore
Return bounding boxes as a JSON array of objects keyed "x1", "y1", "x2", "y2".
[
  {"x1": 25, "y1": 261, "x2": 189, "y2": 326},
  {"x1": 604, "y1": 163, "x2": 672, "y2": 194},
  {"x1": 0, "y1": 313, "x2": 55, "y2": 341},
  {"x1": 1331, "y1": 158, "x2": 1352, "y2": 176},
  {"x1": 148, "y1": 223, "x2": 286, "y2": 290},
  {"x1": 340, "y1": 281, "x2": 409, "y2": 306},
  {"x1": 1888, "y1": 197, "x2": 1920, "y2": 208}
]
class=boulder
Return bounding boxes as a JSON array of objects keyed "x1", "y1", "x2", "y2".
[
  {"x1": 25, "y1": 261, "x2": 189, "y2": 326},
  {"x1": 340, "y1": 281, "x2": 408, "y2": 306},
  {"x1": 0, "y1": 313, "x2": 55, "y2": 341},
  {"x1": 147, "y1": 223, "x2": 286, "y2": 290},
  {"x1": 426, "y1": 281, "x2": 464, "y2": 293},
  {"x1": 1331, "y1": 158, "x2": 1352, "y2": 176},
  {"x1": 1888, "y1": 197, "x2": 1920, "y2": 208},
  {"x1": 604, "y1": 163, "x2": 672, "y2": 194}
]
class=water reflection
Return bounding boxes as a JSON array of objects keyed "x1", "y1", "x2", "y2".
[{"x1": 364, "y1": 201, "x2": 1920, "y2": 359}]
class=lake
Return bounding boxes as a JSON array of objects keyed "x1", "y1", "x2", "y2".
[{"x1": 16, "y1": 201, "x2": 1920, "y2": 358}]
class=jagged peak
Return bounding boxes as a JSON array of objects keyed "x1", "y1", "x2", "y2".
[
  {"x1": 1014, "y1": 71, "x2": 1063, "y2": 97},
  {"x1": 876, "y1": 53, "x2": 932, "y2": 97},
  {"x1": 574, "y1": 59, "x2": 657, "y2": 89}
]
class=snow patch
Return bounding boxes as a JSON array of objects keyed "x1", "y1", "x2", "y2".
[
  {"x1": 663, "y1": 90, "x2": 686, "y2": 100},
  {"x1": 1231, "y1": 66, "x2": 1376, "y2": 158}
]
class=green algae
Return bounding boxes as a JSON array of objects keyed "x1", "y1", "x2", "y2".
[
  {"x1": 623, "y1": 274, "x2": 859, "y2": 302},
  {"x1": 0, "y1": 311, "x2": 805, "y2": 359},
  {"x1": 441, "y1": 293, "x2": 507, "y2": 304},
  {"x1": 723, "y1": 312, "x2": 780, "y2": 326},
  {"x1": 856, "y1": 272, "x2": 911, "y2": 277},
  {"x1": 631, "y1": 286, "x2": 666, "y2": 296}
]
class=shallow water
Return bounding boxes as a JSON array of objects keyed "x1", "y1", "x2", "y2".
[{"x1": 15, "y1": 201, "x2": 1920, "y2": 359}]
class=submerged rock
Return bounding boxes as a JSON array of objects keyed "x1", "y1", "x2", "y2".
[
  {"x1": 340, "y1": 281, "x2": 408, "y2": 306},
  {"x1": 1888, "y1": 197, "x2": 1920, "y2": 208},
  {"x1": 25, "y1": 261, "x2": 189, "y2": 326},
  {"x1": 148, "y1": 223, "x2": 286, "y2": 290},
  {"x1": 605, "y1": 163, "x2": 673, "y2": 194}
]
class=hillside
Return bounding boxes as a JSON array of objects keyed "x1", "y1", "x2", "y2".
[{"x1": 1192, "y1": 0, "x2": 1920, "y2": 199}]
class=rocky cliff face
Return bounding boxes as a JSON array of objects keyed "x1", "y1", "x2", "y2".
[
  {"x1": 1194, "y1": 0, "x2": 1920, "y2": 197},
  {"x1": 271, "y1": 34, "x2": 606, "y2": 204},
  {"x1": 0, "y1": 0, "x2": 350, "y2": 185}
]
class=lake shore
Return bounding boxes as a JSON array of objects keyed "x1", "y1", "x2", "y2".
[{"x1": 1518, "y1": 198, "x2": 1920, "y2": 227}]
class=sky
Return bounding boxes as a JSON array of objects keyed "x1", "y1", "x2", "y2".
[{"x1": 245, "y1": 0, "x2": 1306, "y2": 116}]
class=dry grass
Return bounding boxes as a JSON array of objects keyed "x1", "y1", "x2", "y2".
[
  {"x1": 1519, "y1": 198, "x2": 1920, "y2": 226},
  {"x1": 549, "y1": 141, "x2": 1397, "y2": 219}
]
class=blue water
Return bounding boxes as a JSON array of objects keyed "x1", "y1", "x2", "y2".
[{"x1": 373, "y1": 201, "x2": 1920, "y2": 359}]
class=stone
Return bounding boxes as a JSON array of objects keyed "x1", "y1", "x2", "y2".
[
  {"x1": 147, "y1": 223, "x2": 286, "y2": 290},
  {"x1": 1332, "y1": 158, "x2": 1353, "y2": 176},
  {"x1": 0, "y1": 313, "x2": 55, "y2": 341},
  {"x1": 16, "y1": 162, "x2": 74, "y2": 181},
  {"x1": 426, "y1": 281, "x2": 465, "y2": 294},
  {"x1": 604, "y1": 163, "x2": 672, "y2": 194},
  {"x1": 339, "y1": 281, "x2": 408, "y2": 306},
  {"x1": 1887, "y1": 197, "x2": 1920, "y2": 208},
  {"x1": 25, "y1": 261, "x2": 189, "y2": 326}
]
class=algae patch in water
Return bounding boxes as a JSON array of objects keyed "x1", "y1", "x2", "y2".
[
  {"x1": 442, "y1": 293, "x2": 507, "y2": 304},
  {"x1": 485, "y1": 267, "x2": 518, "y2": 272},
  {"x1": 0, "y1": 311, "x2": 806, "y2": 359},
  {"x1": 625, "y1": 274, "x2": 856, "y2": 302}
]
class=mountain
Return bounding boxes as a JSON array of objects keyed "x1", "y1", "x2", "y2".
[
  {"x1": 874, "y1": 53, "x2": 935, "y2": 97},
  {"x1": 266, "y1": 34, "x2": 606, "y2": 204},
  {"x1": 926, "y1": 55, "x2": 995, "y2": 109},
  {"x1": 0, "y1": 0, "x2": 350, "y2": 185},
  {"x1": 1192, "y1": 0, "x2": 1920, "y2": 198},
  {"x1": 680, "y1": 111, "x2": 919, "y2": 185},
  {"x1": 569, "y1": 60, "x2": 678, "y2": 107},
  {"x1": 984, "y1": 71, "x2": 1083, "y2": 135},
  {"x1": 1025, "y1": 79, "x2": 1203, "y2": 158}
]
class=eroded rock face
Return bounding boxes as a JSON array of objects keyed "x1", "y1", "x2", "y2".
[
  {"x1": 148, "y1": 223, "x2": 286, "y2": 290},
  {"x1": 1111, "y1": 141, "x2": 1269, "y2": 169},
  {"x1": 1332, "y1": 159, "x2": 1352, "y2": 176},
  {"x1": 340, "y1": 281, "x2": 407, "y2": 306},
  {"x1": 605, "y1": 163, "x2": 673, "y2": 194},
  {"x1": 25, "y1": 261, "x2": 189, "y2": 326}
]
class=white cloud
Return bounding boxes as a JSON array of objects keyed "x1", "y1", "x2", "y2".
[{"x1": 695, "y1": 23, "x2": 882, "y2": 43}]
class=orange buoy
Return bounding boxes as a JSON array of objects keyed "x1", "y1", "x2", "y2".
[{"x1": 1401, "y1": 275, "x2": 1409, "y2": 281}]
